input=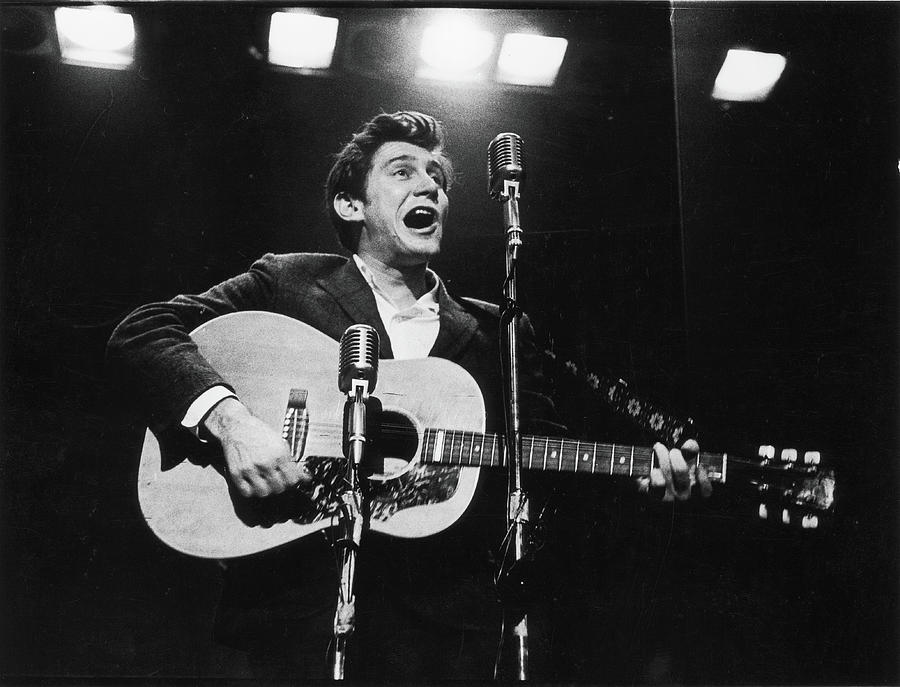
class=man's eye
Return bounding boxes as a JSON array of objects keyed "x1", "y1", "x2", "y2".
[{"x1": 394, "y1": 168, "x2": 410, "y2": 178}]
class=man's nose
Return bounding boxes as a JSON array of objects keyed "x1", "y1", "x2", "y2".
[{"x1": 414, "y1": 172, "x2": 440, "y2": 197}]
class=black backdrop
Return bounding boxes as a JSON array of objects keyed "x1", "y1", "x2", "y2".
[{"x1": 1, "y1": 3, "x2": 897, "y2": 683}]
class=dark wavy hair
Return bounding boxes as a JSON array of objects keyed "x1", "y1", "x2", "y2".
[{"x1": 325, "y1": 111, "x2": 454, "y2": 251}]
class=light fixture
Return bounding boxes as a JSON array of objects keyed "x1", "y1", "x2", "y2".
[
  {"x1": 268, "y1": 11, "x2": 339, "y2": 70},
  {"x1": 712, "y1": 48, "x2": 787, "y2": 102},
  {"x1": 54, "y1": 6, "x2": 135, "y2": 69},
  {"x1": 496, "y1": 33, "x2": 568, "y2": 87},
  {"x1": 417, "y1": 15, "x2": 495, "y2": 82}
]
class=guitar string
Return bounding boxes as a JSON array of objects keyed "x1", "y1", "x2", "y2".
[{"x1": 282, "y1": 421, "x2": 812, "y2": 473}]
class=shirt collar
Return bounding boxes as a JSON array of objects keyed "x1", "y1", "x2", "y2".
[{"x1": 353, "y1": 254, "x2": 440, "y2": 313}]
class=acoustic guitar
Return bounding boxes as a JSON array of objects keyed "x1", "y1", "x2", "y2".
[{"x1": 138, "y1": 311, "x2": 835, "y2": 559}]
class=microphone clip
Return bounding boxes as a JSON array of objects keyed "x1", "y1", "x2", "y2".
[
  {"x1": 498, "y1": 177, "x2": 521, "y2": 203},
  {"x1": 347, "y1": 377, "x2": 371, "y2": 402}
]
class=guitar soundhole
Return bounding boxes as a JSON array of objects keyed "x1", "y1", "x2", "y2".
[{"x1": 373, "y1": 409, "x2": 419, "y2": 475}]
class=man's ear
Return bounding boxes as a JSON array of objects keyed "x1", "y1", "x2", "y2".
[{"x1": 333, "y1": 192, "x2": 364, "y2": 223}]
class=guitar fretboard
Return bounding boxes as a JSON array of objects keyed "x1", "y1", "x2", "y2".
[{"x1": 421, "y1": 428, "x2": 727, "y2": 482}]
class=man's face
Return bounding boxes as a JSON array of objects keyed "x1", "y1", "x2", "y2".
[{"x1": 353, "y1": 140, "x2": 450, "y2": 268}]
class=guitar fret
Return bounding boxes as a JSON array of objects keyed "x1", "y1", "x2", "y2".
[
  {"x1": 438, "y1": 431, "x2": 446, "y2": 463},
  {"x1": 574, "y1": 440, "x2": 580, "y2": 473},
  {"x1": 629, "y1": 445, "x2": 634, "y2": 476},
  {"x1": 490, "y1": 435, "x2": 497, "y2": 467},
  {"x1": 610, "y1": 443, "x2": 615, "y2": 475},
  {"x1": 557, "y1": 438, "x2": 564, "y2": 471},
  {"x1": 592, "y1": 443, "x2": 597, "y2": 474}
]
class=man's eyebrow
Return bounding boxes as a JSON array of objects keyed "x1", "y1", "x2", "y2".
[
  {"x1": 384, "y1": 154, "x2": 416, "y2": 166},
  {"x1": 383, "y1": 154, "x2": 445, "y2": 169}
]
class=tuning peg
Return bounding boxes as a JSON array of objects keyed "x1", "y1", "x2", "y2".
[
  {"x1": 802, "y1": 515, "x2": 819, "y2": 529},
  {"x1": 781, "y1": 448, "x2": 798, "y2": 463},
  {"x1": 782, "y1": 508, "x2": 791, "y2": 525},
  {"x1": 758, "y1": 445, "x2": 776, "y2": 460},
  {"x1": 758, "y1": 503, "x2": 768, "y2": 520},
  {"x1": 804, "y1": 451, "x2": 821, "y2": 466}
]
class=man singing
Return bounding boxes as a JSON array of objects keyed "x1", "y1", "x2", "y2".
[{"x1": 107, "y1": 110, "x2": 706, "y2": 680}]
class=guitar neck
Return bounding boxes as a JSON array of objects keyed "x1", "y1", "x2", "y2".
[{"x1": 421, "y1": 428, "x2": 727, "y2": 483}]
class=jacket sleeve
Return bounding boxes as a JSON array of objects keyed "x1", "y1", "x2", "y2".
[{"x1": 105, "y1": 253, "x2": 281, "y2": 433}]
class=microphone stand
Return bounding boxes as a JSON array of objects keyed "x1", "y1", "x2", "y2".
[
  {"x1": 499, "y1": 177, "x2": 530, "y2": 680},
  {"x1": 331, "y1": 379, "x2": 369, "y2": 679}
]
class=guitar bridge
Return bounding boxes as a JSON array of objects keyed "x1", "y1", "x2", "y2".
[{"x1": 283, "y1": 388, "x2": 310, "y2": 460}]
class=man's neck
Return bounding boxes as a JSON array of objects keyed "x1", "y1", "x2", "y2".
[{"x1": 355, "y1": 251, "x2": 433, "y2": 309}]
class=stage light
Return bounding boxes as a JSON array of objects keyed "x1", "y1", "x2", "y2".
[
  {"x1": 417, "y1": 16, "x2": 495, "y2": 82},
  {"x1": 496, "y1": 33, "x2": 568, "y2": 87},
  {"x1": 712, "y1": 48, "x2": 787, "y2": 102},
  {"x1": 268, "y1": 11, "x2": 339, "y2": 70},
  {"x1": 54, "y1": 6, "x2": 135, "y2": 69}
]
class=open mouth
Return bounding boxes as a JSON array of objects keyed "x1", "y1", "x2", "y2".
[{"x1": 403, "y1": 207, "x2": 438, "y2": 230}]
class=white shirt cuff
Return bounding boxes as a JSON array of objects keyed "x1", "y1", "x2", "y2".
[{"x1": 181, "y1": 385, "x2": 238, "y2": 437}]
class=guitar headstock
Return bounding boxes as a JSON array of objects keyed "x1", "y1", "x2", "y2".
[{"x1": 732, "y1": 445, "x2": 837, "y2": 530}]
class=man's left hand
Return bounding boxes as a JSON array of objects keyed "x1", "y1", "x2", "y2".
[{"x1": 638, "y1": 439, "x2": 712, "y2": 501}]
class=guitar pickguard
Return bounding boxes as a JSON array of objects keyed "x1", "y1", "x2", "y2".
[
  {"x1": 369, "y1": 465, "x2": 460, "y2": 521},
  {"x1": 300, "y1": 456, "x2": 460, "y2": 525}
]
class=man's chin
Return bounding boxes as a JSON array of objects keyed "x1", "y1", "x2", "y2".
[{"x1": 403, "y1": 233, "x2": 441, "y2": 256}]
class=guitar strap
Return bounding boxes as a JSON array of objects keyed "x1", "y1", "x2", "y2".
[{"x1": 542, "y1": 349, "x2": 696, "y2": 447}]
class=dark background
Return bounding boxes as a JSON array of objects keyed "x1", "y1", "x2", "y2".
[{"x1": 1, "y1": 2, "x2": 897, "y2": 683}]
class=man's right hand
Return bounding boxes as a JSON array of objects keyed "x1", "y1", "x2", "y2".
[{"x1": 202, "y1": 397, "x2": 312, "y2": 498}]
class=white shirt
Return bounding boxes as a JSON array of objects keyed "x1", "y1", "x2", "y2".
[
  {"x1": 352, "y1": 254, "x2": 440, "y2": 361},
  {"x1": 181, "y1": 254, "x2": 442, "y2": 432}
]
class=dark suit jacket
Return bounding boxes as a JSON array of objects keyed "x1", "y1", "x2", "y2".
[
  {"x1": 107, "y1": 252, "x2": 562, "y2": 637},
  {"x1": 108, "y1": 252, "x2": 556, "y2": 436}
]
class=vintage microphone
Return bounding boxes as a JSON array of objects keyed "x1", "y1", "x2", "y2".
[
  {"x1": 488, "y1": 132, "x2": 525, "y2": 261},
  {"x1": 339, "y1": 324, "x2": 380, "y2": 465},
  {"x1": 488, "y1": 132, "x2": 531, "y2": 680},
  {"x1": 331, "y1": 324, "x2": 379, "y2": 679}
]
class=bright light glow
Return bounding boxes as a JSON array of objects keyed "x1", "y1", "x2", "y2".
[
  {"x1": 497, "y1": 33, "x2": 568, "y2": 87},
  {"x1": 55, "y1": 6, "x2": 135, "y2": 68},
  {"x1": 268, "y1": 12, "x2": 339, "y2": 70},
  {"x1": 712, "y1": 48, "x2": 787, "y2": 102},
  {"x1": 418, "y1": 17, "x2": 495, "y2": 81}
]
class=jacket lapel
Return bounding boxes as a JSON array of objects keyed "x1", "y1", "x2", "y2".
[
  {"x1": 430, "y1": 282, "x2": 480, "y2": 361},
  {"x1": 315, "y1": 259, "x2": 395, "y2": 359}
]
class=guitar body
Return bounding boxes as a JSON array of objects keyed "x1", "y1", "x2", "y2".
[{"x1": 138, "y1": 311, "x2": 484, "y2": 559}]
